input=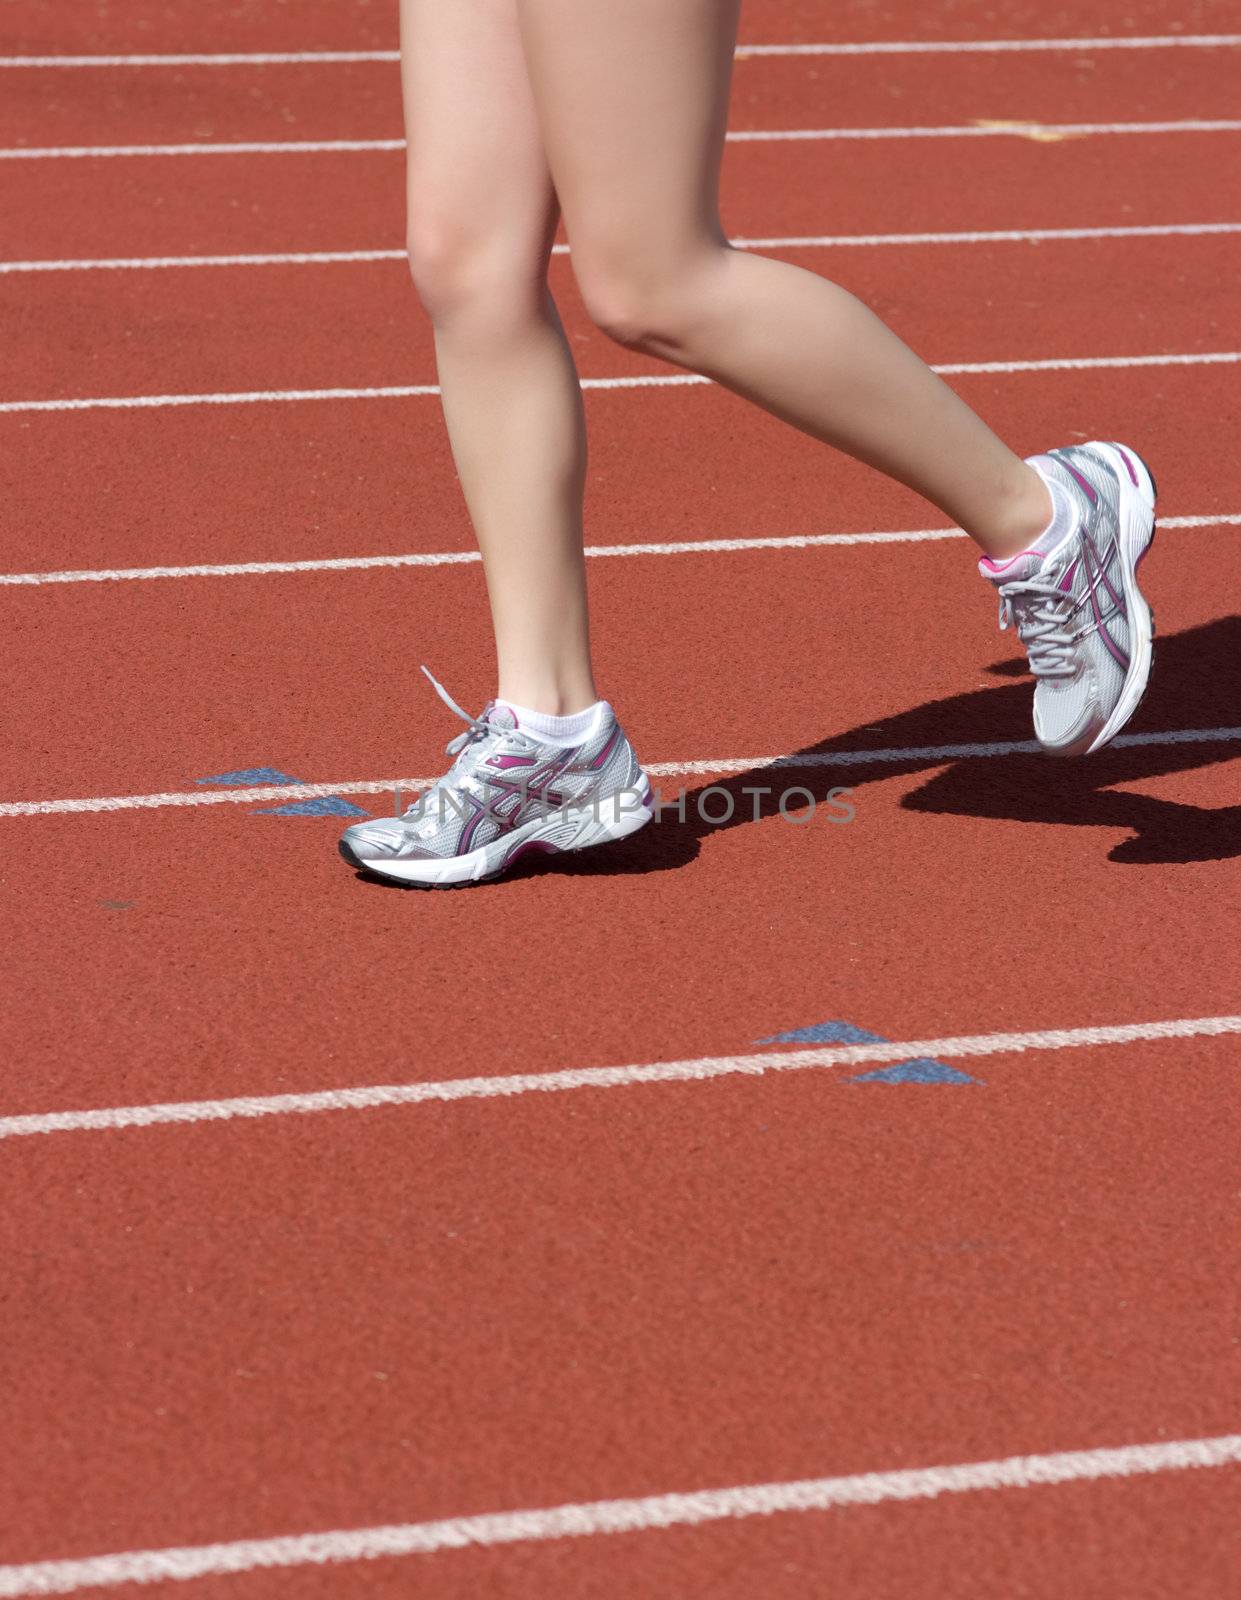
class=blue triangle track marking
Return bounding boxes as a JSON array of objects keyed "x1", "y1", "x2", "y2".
[
  {"x1": 757, "y1": 1018, "x2": 980, "y2": 1084},
  {"x1": 197, "y1": 767, "x2": 302, "y2": 786},
  {"x1": 195, "y1": 768, "x2": 369, "y2": 817},
  {"x1": 253, "y1": 795, "x2": 369, "y2": 817}
]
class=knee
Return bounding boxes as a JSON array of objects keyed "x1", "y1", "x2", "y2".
[
  {"x1": 575, "y1": 269, "x2": 688, "y2": 357},
  {"x1": 574, "y1": 250, "x2": 721, "y2": 359},
  {"x1": 406, "y1": 211, "x2": 544, "y2": 336},
  {"x1": 405, "y1": 218, "x2": 468, "y2": 323}
]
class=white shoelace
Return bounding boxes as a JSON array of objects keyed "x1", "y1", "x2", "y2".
[
  {"x1": 419, "y1": 665, "x2": 506, "y2": 756},
  {"x1": 996, "y1": 581, "x2": 1079, "y2": 679},
  {"x1": 406, "y1": 666, "x2": 532, "y2": 835}
]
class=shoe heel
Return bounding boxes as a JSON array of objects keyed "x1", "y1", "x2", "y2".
[
  {"x1": 593, "y1": 774, "x2": 654, "y2": 843},
  {"x1": 1101, "y1": 440, "x2": 1157, "y2": 511}
]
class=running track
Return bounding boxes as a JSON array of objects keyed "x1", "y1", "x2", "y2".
[{"x1": 3, "y1": 1, "x2": 1240, "y2": 1595}]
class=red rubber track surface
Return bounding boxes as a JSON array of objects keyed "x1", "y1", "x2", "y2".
[
  {"x1": 5, "y1": 521, "x2": 1240, "y2": 1117},
  {"x1": 4, "y1": 371, "x2": 1239, "y2": 574},
  {"x1": 104, "y1": 1472, "x2": 1241, "y2": 1600},
  {"x1": 8, "y1": 136, "x2": 1241, "y2": 264},
  {"x1": 5, "y1": 1062, "x2": 1241, "y2": 1567},
  {"x1": 3, "y1": 1, "x2": 1241, "y2": 1595},
  {"x1": 4, "y1": 49, "x2": 1241, "y2": 148},
  {"x1": 5, "y1": 0, "x2": 1241, "y2": 52},
  {"x1": 5, "y1": 234, "x2": 1240, "y2": 404}
]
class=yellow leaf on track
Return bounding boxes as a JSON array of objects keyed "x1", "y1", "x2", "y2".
[{"x1": 972, "y1": 119, "x2": 1085, "y2": 142}]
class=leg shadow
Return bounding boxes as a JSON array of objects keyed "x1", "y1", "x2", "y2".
[{"x1": 539, "y1": 614, "x2": 1241, "y2": 878}]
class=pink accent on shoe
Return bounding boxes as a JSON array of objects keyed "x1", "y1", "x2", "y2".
[
  {"x1": 1063, "y1": 460, "x2": 1098, "y2": 504},
  {"x1": 1058, "y1": 556, "x2": 1081, "y2": 592},
  {"x1": 1096, "y1": 561, "x2": 1123, "y2": 609},
  {"x1": 588, "y1": 723, "x2": 622, "y2": 770},
  {"x1": 1085, "y1": 579, "x2": 1130, "y2": 670},
  {"x1": 502, "y1": 838, "x2": 561, "y2": 869},
  {"x1": 456, "y1": 801, "x2": 487, "y2": 857},
  {"x1": 489, "y1": 753, "x2": 537, "y2": 770},
  {"x1": 981, "y1": 549, "x2": 1039, "y2": 573},
  {"x1": 1116, "y1": 447, "x2": 1140, "y2": 486}
]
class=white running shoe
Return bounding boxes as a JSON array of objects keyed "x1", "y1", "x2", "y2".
[
  {"x1": 339, "y1": 669, "x2": 652, "y2": 886},
  {"x1": 980, "y1": 441, "x2": 1157, "y2": 757}
]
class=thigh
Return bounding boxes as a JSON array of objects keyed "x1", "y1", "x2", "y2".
[
  {"x1": 400, "y1": 0, "x2": 558, "y2": 289},
  {"x1": 514, "y1": 0, "x2": 740, "y2": 277}
]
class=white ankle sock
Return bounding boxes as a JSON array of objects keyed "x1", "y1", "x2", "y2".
[
  {"x1": 1026, "y1": 458, "x2": 1078, "y2": 552},
  {"x1": 498, "y1": 699, "x2": 606, "y2": 745}
]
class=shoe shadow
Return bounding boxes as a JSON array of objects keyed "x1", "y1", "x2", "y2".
[{"x1": 532, "y1": 614, "x2": 1241, "y2": 880}]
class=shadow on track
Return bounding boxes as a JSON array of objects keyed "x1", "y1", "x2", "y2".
[
  {"x1": 354, "y1": 616, "x2": 1241, "y2": 887},
  {"x1": 548, "y1": 614, "x2": 1241, "y2": 877}
]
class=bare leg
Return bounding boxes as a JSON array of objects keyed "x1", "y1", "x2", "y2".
[
  {"x1": 515, "y1": 0, "x2": 1052, "y2": 558},
  {"x1": 400, "y1": 0, "x2": 596, "y2": 713}
]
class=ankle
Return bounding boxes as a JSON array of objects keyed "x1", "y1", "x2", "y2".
[
  {"x1": 972, "y1": 463, "x2": 1056, "y2": 559},
  {"x1": 495, "y1": 678, "x2": 599, "y2": 718}
]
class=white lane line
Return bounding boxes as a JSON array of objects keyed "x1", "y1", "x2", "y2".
[
  {"x1": 0, "y1": 779, "x2": 416, "y2": 817},
  {"x1": 0, "y1": 528, "x2": 954, "y2": 584},
  {"x1": 2, "y1": 514, "x2": 1236, "y2": 588},
  {"x1": 932, "y1": 352, "x2": 1241, "y2": 374},
  {"x1": 730, "y1": 120, "x2": 1241, "y2": 141},
  {"x1": 653, "y1": 725, "x2": 1241, "y2": 775},
  {"x1": 738, "y1": 34, "x2": 1241, "y2": 56},
  {"x1": 0, "y1": 139, "x2": 407, "y2": 159},
  {"x1": 0, "y1": 51, "x2": 403, "y2": 68},
  {"x1": 6, "y1": 221, "x2": 1241, "y2": 274},
  {"x1": 4, "y1": 120, "x2": 1241, "y2": 159},
  {"x1": 3, "y1": 723, "x2": 1239, "y2": 819},
  {"x1": 0, "y1": 51, "x2": 402, "y2": 67},
  {"x1": 732, "y1": 221, "x2": 1241, "y2": 249},
  {"x1": 0, "y1": 248, "x2": 409, "y2": 274},
  {"x1": 2, "y1": 352, "x2": 1238, "y2": 416},
  {"x1": 1140, "y1": 515, "x2": 1241, "y2": 529},
  {"x1": 3, "y1": 1015, "x2": 1241, "y2": 1142},
  {"x1": 1, "y1": 1434, "x2": 1239, "y2": 1597},
  {"x1": 0, "y1": 375, "x2": 699, "y2": 414},
  {"x1": 0, "y1": 549, "x2": 482, "y2": 585},
  {"x1": 3, "y1": 34, "x2": 1240, "y2": 67}
]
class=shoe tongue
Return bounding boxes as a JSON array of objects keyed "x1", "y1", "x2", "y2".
[{"x1": 483, "y1": 700, "x2": 520, "y2": 733}]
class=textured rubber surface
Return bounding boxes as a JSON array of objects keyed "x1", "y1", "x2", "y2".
[{"x1": 5, "y1": 0, "x2": 1241, "y2": 1593}]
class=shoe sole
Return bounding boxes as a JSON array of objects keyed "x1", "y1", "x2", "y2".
[
  {"x1": 1080, "y1": 440, "x2": 1157, "y2": 756},
  {"x1": 340, "y1": 774, "x2": 654, "y2": 887}
]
